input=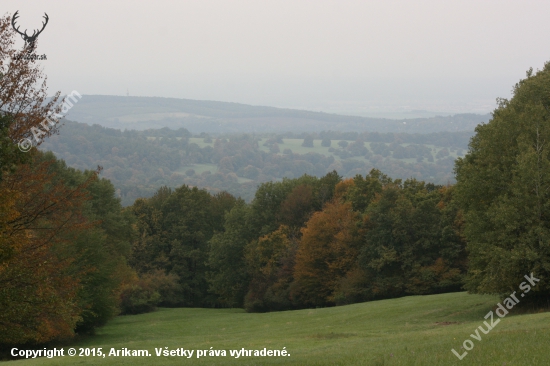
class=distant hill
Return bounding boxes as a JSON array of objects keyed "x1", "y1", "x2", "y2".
[{"x1": 65, "y1": 95, "x2": 491, "y2": 134}]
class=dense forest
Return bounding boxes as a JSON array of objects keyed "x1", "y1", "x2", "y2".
[
  {"x1": 40, "y1": 121, "x2": 471, "y2": 205},
  {"x1": 128, "y1": 169, "x2": 466, "y2": 312},
  {"x1": 1, "y1": 15, "x2": 549, "y2": 355}
]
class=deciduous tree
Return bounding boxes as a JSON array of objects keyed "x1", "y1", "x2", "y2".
[
  {"x1": 455, "y1": 63, "x2": 550, "y2": 306},
  {"x1": 0, "y1": 156, "x2": 96, "y2": 344},
  {"x1": 292, "y1": 200, "x2": 362, "y2": 307}
]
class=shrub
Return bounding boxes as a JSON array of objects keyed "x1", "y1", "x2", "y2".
[
  {"x1": 119, "y1": 270, "x2": 180, "y2": 314},
  {"x1": 302, "y1": 136, "x2": 314, "y2": 147},
  {"x1": 143, "y1": 270, "x2": 182, "y2": 307},
  {"x1": 119, "y1": 283, "x2": 160, "y2": 315}
]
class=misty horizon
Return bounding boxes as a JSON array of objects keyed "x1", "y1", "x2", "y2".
[{"x1": 7, "y1": 0, "x2": 550, "y2": 119}]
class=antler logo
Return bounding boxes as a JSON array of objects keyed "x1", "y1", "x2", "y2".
[{"x1": 11, "y1": 10, "x2": 49, "y2": 53}]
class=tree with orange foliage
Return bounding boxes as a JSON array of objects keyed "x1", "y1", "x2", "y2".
[{"x1": 292, "y1": 200, "x2": 363, "y2": 307}]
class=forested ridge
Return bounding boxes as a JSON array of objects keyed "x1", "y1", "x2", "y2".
[
  {"x1": 64, "y1": 94, "x2": 490, "y2": 133},
  {"x1": 1, "y1": 13, "x2": 550, "y2": 356}
]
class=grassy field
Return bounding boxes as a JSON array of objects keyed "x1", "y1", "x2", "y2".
[{"x1": 12, "y1": 292, "x2": 550, "y2": 365}]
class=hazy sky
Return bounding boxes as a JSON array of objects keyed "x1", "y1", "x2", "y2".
[{"x1": 6, "y1": 0, "x2": 550, "y2": 117}]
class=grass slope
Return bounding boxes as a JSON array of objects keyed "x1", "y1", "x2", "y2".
[{"x1": 14, "y1": 292, "x2": 550, "y2": 365}]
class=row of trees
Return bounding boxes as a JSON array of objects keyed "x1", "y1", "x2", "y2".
[{"x1": 129, "y1": 170, "x2": 466, "y2": 312}]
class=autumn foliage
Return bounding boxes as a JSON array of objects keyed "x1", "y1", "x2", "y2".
[
  {"x1": 292, "y1": 201, "x2": 362, "y2": 307},
  {"x1": 198, "y1": 169, "x2": 467, "y2": 312},
  {"x1": 0, "y1": 13, "x2": 83, "y2": 345},
  {"x1": 0, "y1": 15, "x2": 133, "y2": 348},
  {"x1": 0, "y1": 157, "x2": 94, "y2": 344}
]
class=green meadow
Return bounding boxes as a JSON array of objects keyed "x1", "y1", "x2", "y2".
[{"x1": 13, "y1": 292, "x2": 550, "y2": 365}]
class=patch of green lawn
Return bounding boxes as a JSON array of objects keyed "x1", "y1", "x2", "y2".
[{"x1": 13, "y1": 292, "x2": 550, "y2": 365}]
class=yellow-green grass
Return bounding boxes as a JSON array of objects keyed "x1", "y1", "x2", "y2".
[{"x1": 13, "y1": 292, "x2": 550, "y2": 365}]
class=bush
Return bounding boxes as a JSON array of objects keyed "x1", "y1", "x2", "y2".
[
  {"x1": 119, "y1": 270, "x2": 181, "y2": 314},
  {"x1": 144, "y1": 270, "x2": 182, "y2": 307},
  {"x1": 119, "y1": 284, "x2": 160, "y2": 315},
  {"x1": 302, "y1": 136, "x2": 314, "y2": 147}
]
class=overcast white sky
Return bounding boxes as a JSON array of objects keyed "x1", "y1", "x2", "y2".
[{"x1": 6, "y1": 0, "x2": 550, "y2": 117}]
